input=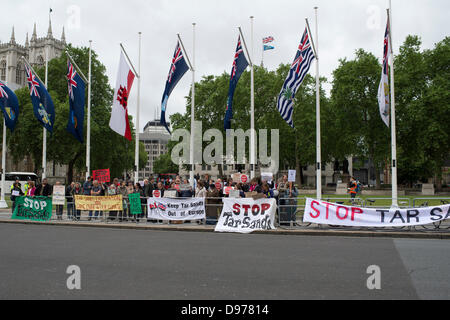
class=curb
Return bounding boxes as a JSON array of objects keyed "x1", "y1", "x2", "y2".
[{"x1": 1, "y1": 219, "x2": 449, "y2": 240}]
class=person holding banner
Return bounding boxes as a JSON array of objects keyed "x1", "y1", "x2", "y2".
[
  {"x1": 26, "y1": 181, "x2": 36, "y2": 197},
  {"x1": 116, "y1": 181, "x2": 128, "y2": 222},
  {"x1": 10, "y1": 182, "x2": 24, "y2": 214},
  {"x1": 89, "y1": 180, "x2": 102, "y2": 220}
]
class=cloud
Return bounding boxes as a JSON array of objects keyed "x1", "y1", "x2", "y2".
[{"x1": 1, "y1": 0, "x2": 448, "y2": 131}]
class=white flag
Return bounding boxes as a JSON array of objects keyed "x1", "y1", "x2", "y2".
[
  {"x1": 109, "y1": 51, "x2": 135, "y2": 141},
  {"x1": 378, "y1": 16, "x2": 391, "y2": 127}
]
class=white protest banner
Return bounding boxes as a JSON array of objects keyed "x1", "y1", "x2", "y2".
[
  {"x1": 215, "y1": 198, "x2": 277, "y2": 234},
  {"x1": 304, "y1": 198, "x2": 450, "y2": 228},
  {"x1": 288, "y1": 170, "x2": 296, "y2": 182},
  {"x1": 52, "y1": 185, "x2": 66, "y2": 205},
  {"x1": 147, "y1": 197, "x2": 206, "y2": 221}
]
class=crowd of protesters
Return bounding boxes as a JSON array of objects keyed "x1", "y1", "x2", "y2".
[{"x1": 9, "y1": 173, "x2": 299, "y2": 224}]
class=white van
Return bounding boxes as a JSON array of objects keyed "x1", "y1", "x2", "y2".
[{"x1": 1, "y1": 172, "x2": 39, "y2": 195}]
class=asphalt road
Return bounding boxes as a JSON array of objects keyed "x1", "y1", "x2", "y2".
[{"x1": 0, "y1": 224, "x2": 449, "y2": 300}]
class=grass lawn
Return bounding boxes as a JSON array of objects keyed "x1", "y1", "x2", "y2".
[{"x1": 296, "y1": 194, "x2": 450, "y2": 207}]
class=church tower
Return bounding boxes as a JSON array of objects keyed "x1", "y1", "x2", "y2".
[{"x1": 0, "y1": 17, "x2": 66, "y2": 91}]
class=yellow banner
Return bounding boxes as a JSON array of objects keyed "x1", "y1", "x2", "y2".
[{"x1": 75, "y1": 195, "x2": 123, "y2": 211}]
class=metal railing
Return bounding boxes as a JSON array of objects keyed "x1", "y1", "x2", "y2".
[{"x1": 3, "y1": 195, "x2": 450, "y2": 232}]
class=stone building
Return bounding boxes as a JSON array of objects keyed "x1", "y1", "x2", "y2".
[{"x1": 0, "y1": 20, "x2": 67, "y2": 183}]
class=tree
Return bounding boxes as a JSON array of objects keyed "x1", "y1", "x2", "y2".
[
  {"x1": 169, "y1": 64, "x2": 331, "y2": 185},
  {"x1": 395, "y1": 36, "x2": 450, "y2": 188},
  {"x1": 330, "y1": 49, "x2": 390, "y2": 188},
  {"x1": 4, "y1": 44, "x2": 146, "y2": 182},
  {"x1": 153, "y1": 153, "x2": 179, "y2": 174}
]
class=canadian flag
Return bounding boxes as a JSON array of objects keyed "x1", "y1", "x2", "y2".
[{"x1": 109, "y1": 51, "x2": 135, "y2": 141}]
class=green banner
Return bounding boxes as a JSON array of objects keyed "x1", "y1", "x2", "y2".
[
  {"x1": 12, "y1": 196, "x2": 53, "y2": 222},
  {"x1": 128, "y1": 193, "x2": 143, "y2": 215}
]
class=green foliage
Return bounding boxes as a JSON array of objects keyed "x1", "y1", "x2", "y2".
[{"x1": 153, "y1": 153, "x2": 179, "y2": 174}]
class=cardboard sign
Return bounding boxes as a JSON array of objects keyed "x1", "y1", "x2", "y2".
[
  {"x1": 52, "y1": 185, "x2": 66, "y2": 205},
  {"x1": 288, "y1": 170, "x2": 296, "y2": 182},
  {"x1": 180, "y1": 184, "x2": 191, "y2": 191},
  {"x1": 261, "y1": 172, "x2": 273, "y2": 183},
  {"x1": 164, "y1": 190, "x2": 178, "y2": 198},
  {"x1": 93, "y1": 169, "x2": 110, "y2": 183},
  {"x1": 224, "y1": 186, "x2": 233, "y2": 195}
]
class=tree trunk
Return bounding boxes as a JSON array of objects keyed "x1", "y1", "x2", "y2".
[{"x1": 375, "y1": 163, "x2": 381, "y2": 189}]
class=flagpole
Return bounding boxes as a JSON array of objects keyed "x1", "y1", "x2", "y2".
[
  {"x1": 134, "y1": 32, "x2": 142, "y2": 184},
  {"x1": 86, "y1": 40, "x2": 92, "y2": 180},
  {"x1": 388, "y1": 1, "x2": 398, "y2": 208},
  {"x1": 261, "y1": 39, "x2": 264, "y2": 67},
  {"x1": 250, "y1": 16, "x2": 256, "y2": 179},
  {"x1": 189, "y1": 23, "x2": 196, "y2": 188},
  {"x1": 314, "y1": 7, "x2": 322, "y2": 200},
  {"x1": 42, "y1": 46, "x2": 48, "y2": 180},
  {"x1": 0, "y1": 61, "x2": 8, "y2": 208}
]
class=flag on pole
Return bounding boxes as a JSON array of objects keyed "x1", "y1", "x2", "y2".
[
  {"x1": 224, "y1": 35, "x2": 249, "y2": 131},
  {"x1": 24, "y1": 64, "x2": 55, "y2": 133},
  {"x1": 66, "y1": 59, "x2": 85, "y2": 143},
  {"x1": 378, "y1": 15, "x2": 391, "y2": 127},
  {"x1": 109, "y1": 51, "x2": 135, "y2": 141},
  {"x1": 0, "y1": 80, "x2": 19, "y2": 132},
  {"x1": 263, "y1": 45, "x2": 275, "y2": 51},
  {"x1": 161, "y1": 41, "x2": 189, "y2": 134},
  {"x1": 263, "y1": 36, "x2": 274, "y2": 44},
  {"x1": 277, "y1": 27, "x2": 315, "y2": 128}
]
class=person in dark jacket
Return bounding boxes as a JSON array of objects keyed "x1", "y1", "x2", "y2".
[
  {"x1": 35, "y1": 178, "x2": 52, "y2": 197},
  {"x1": 10, "y1": 182, "x2": 24, "y2": 214}
]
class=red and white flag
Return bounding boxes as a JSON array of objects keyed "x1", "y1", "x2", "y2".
[{"x1": 109, "y1": 51, "x2": 135, "y2": 141}]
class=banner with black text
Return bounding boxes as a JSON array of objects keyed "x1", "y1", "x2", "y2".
[
  {"x1": 304, "y1": 198, "x2": 450, "y2": 227},
  {"x1": 215, "y1": 198, "x2": 277, "y2": 234},
  {"x1": 147, "y1": 198, "x2": 206, "y2": 221}
]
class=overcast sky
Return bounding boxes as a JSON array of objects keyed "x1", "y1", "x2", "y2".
[{"x1": 2, "y1": 0, "x2": 449, "y2": 132}]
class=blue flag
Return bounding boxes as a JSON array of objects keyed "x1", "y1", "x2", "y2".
[
  {"x1": 25, "y1": 65, "x2": 55, "y2": 133},
  {"x1": 263, "y1": 45, "x2": 275, "y2": 51},
  {"x1": 224, "y1": 35, "x2": 249, "y2": 131},
  {"x1": 161, "y1": 41, "x2": 189, "y2": 134},
  {"x1": 66, "y1": 59, "x2": 85, "y2": 143},
  {"x1": 277, "y1": 27, "x2": 315, "y2": 128},
  {"x1": 0, "y1": 80, "x2": 19, "y2": 132}
]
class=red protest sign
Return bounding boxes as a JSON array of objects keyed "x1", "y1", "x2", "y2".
[
  {"x1": 93, "y1": 169, "x2": 110, "y2": 183},
  {"x1": 240, "y1": 174, "x2": 248, "y2": 183},
  {"x1": 153, "y1": 190, "x2": 161, "y2": 198}
]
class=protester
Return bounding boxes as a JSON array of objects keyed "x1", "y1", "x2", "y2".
[
  {"x1": 10, "y1": 182, "x2": 24, "y2": 214},
  {"x1": 262, "y1": 183, "x2": 275, "y2": 198},
  {"x1": 89, "y1": 180, "x2": 102, "y2": 220},
  {"x1": 108, "y1": 182, "x2": 118, "y2": 221},
  {"x1": 195, "y1": 181, "x2": 207, "y2": 198},
  {"x1": 26, "y1": 181, "x2": 36, "y2": 196},
  {"x1": 83, "y1": 176, "x2": 93, "y2": 195},
  {"x1": 117, "y1": 181, "x2": 128, "y2": 222},
  {"x1": 66, "y1": 182, "x2": 75, "y2": 220},
  {"x1": 71, "y1": 182, "x2": 83, "y2": 221},
  {"x1": 143, "y1": 179, "x2": 153, "y2": 198},
  {"x1": 35, "y1": 178, "x2": 52, "y2": 197}
]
